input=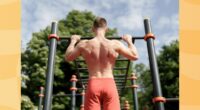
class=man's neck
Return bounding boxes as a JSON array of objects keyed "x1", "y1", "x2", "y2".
[{"x1": 95, "y1": 29, "x2": 106, "y2": 39}]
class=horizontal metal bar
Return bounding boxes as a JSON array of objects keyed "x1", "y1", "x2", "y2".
[
  {"x1": 116, "y1": 84, "x2": 123, "y2": 86},
  {"x1": 53, "y1": 94, "x2": 82, "y2": 97},
  {"x1": 115, "y1": 81, "x2": 124, "y2": 84},
  {"x1": 113, "y1": 67, "x2": 127, "y2": 70},
  {"x1": 80, "y1": 76, "x2": 89, "y2": 78},
  {"x1": 80, "y1": 81, "x2": 88, "y2": 83},
  {"x1": 117, "y1": 86, "x2": 132, "y2": 89},
  {"x1": 60, "y1": 36, "x2": 144, "y2": 40},
  {"x1": 116, "y1": 84, "x2": 123, "y2": 87},
  {"x1": 81, "y1": 79, "x2": 89, "y2": 81},
  {"x1": 114, "y1": 78, "x2": 126, "y2": 80},
  {"x1": 82, "y1": 82, "x2": 87, "y2": 84},
  {"x1": 77, "y1": 67, "x2": 127, "y2": 70},
  {"x1": 77, "y1": 68, "x2": 87, "y2": 70},
  {"x1": 116, "y1": 86, "x2": 124, "y2": 89},
  {"x1": 116, "y1": 85, "x2": 125, "y2": 88},
  {"x1": 115, "y1": 80, "x2": 125, "y2": 83},
  {"x1": 80, "y1": 74, "x2": 126, "y2": 78},
  {"x1": 114, "y1": 74, "x2": 126, "y2": 77},
  {"x1": 166, "y1": 98, "x2": 179, "y2": 102}
]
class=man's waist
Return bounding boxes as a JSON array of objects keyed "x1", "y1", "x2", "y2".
[{"x1": 88, "y1": 72, "x2": 114, "y2": 79}]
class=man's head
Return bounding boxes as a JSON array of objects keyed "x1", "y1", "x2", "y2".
[{"x1": 92, "y1": 17, "x2": 108, "y2": 33}]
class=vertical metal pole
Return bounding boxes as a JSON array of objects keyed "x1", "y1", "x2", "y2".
[
  {"x1": 144, "y1": 18, "x2": 165, "y2": 110},
  {"x1": 80, "y1": 89, "x2": 85, "y2": 110},
  {"x1": 72, "y1": 82, "x2": 76, "y2": 110},
  {"x1": 38, "y1": 87, "x2": 44, "y2": 110},
  {"x1": 70, "y1": 75, "x2": 78, "y2": 110},
  {"x1": 43, "y1": 21, "x2": 58, "y2": 110},
  {"x1": 130, "y1": 73, "x2": 139, "y2": 110}
]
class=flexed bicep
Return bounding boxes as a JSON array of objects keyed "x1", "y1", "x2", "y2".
[
  {"x1": 65, "y1": 41, "x2": 84, "y2": 61},
  {"x1": 65, "y1": 46, "x2": 81, "y2": 61},
  {"x1": 115, "y1": 40, "x2": 138, "y2": 60}
]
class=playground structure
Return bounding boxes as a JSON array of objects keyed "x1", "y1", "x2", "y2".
[{"x1": 39, "y1": 18, "x2": 178, "y2": 110}]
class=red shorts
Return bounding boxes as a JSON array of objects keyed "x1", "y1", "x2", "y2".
[{"x1": 84, "y1": 78, "x2": 120, "y2": 110}]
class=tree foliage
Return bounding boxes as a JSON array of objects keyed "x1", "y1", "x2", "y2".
[{"x1": 21, "y1": 95, "x2": 36, "y2": 110}]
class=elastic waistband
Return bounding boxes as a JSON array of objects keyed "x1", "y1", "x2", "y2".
[{"x1": 88, "y1": 77, "x2": 114, "y2": 80}]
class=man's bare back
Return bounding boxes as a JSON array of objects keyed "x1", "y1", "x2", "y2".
[
  {"x1": 65, "y1": 34, "x2": 138, "y2": 79},
  {"x1": 77, "y1": 37, "x2": 119, "y2": 78}
]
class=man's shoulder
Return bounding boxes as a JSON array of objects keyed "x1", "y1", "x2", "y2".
[
  {"x1": 76, "y1": 40, "x2": 88, "y2": 47},
  {"x1": 80, "y1": 39, "x2": 91, "y2": 43},
  {"x1": 79, "y1": 39, "x2": 89, "y2": 43},
  {"x1": 111, "y1": 39, "x2": 121, "y2": 45}
]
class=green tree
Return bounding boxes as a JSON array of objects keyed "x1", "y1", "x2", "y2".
[
  {"x1": 158, "y1": 40, "x2": 179, "y2": 110},
  {"x1": 21, "y1": 10, "x2": 118, "y2": 109},
  {"x1": 21, "y1": 95, "x2": 36, "y2": 110},
  {"x1": 136, "y1": 40, "x2": 179, "y2": 110}
]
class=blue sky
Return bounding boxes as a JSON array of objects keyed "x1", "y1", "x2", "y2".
[{"x1": 22, "y1": 0, "x2": 178, "y2": 64}]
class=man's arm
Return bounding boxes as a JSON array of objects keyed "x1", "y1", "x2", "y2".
[
  {"x1": 65, "y1": 35, "x2": 82, "y2": 61},
  {"x1": 114, "y1": 35, "x2": 139, "y2": 60}
]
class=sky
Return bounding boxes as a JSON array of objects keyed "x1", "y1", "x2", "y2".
[{"x1": 22, "y1": 0, "x2": 178, "y2": 65}]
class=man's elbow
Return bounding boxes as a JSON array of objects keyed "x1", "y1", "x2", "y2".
[{"x1": 130, "y1": 55, "x2": 139, "y2": 61}]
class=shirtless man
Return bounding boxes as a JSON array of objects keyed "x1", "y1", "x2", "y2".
[{"x1": 65, "y1": 17, "x2": 138, "y2": 110}]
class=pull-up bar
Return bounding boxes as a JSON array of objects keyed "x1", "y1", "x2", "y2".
[
  {"x1": 58, "y1": 36, "x2": 144, "y2": 44},
  {"x1": 59, "y1": 36, "x2": 144, "y2": 40}
]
